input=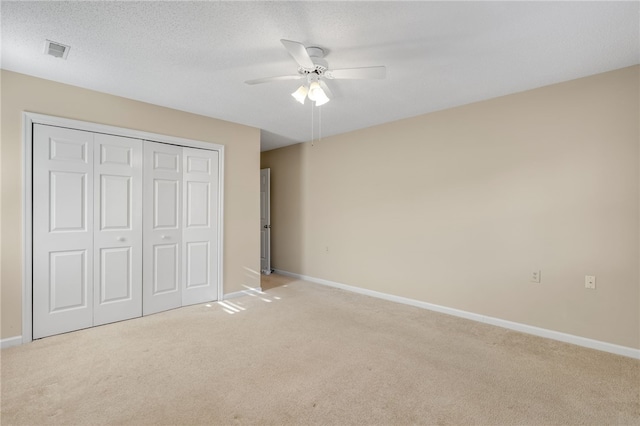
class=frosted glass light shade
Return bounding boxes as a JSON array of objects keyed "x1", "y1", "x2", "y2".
[
  {"x1": 308, "y1": 81, "x2": 330, "y2": 105},
  {"x1": 314, "y1": 90, "x2": 330, "y2": 106},
  {"x1": 307, "y1": 82, "x2": 321, "y2": 101},
  {"x1": 291, "y1": 85, "x2": 308, "y2": 104}
]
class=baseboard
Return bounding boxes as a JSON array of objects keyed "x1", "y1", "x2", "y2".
[
  {"x1": 1, "y1": 336, "x2": 23, "y2": 349},
  {"x1": 2, "y1": 290, "x2": 264, "y2": 347},
  {"x1": 224, "y1": 287, "x2": 263, "y2": 300},
  {"x1": 274, "y1": 269, "x2": 640, "y2": 360}
]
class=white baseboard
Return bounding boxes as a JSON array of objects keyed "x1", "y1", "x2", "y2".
[
  {"x1": 224, "y1": 287, "x2": 264, "y2": 300},
  {"x1": 2, "y1": 289, "x2": 265, "y2": 348},
  {"x1": 1, "y1": 336, "x2": 23, "y2": 349},
  {"x1": 274, "y1": 269, "x2": 640, "y2": 360}
]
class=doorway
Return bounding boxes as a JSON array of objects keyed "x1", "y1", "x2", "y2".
[{"x1": 260, "y1": 168, "x2": 271, "y2": 274}]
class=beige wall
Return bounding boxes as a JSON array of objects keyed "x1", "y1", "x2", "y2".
[
  {"x1": 1, "y1": 70, "x2": 261, "y2": 339},
  {"x1": 262, "y1": 65, "x2": 640, "y2": 349}
]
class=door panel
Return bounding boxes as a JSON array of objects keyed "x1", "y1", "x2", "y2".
[
  {"x1": 186, "y1": 241, "x2": 209, "y2": 288},
  {"x1": 153, "y1": 244, "x2": 180, "y2": 294},
  {"x1": 187, "y1": 156, "x2": 210, "y2": 173},
  {"x1": 50, "y1": 137, "x2": 88, "y2": 162},
  {"x1": 33, "y1": 125, "x2": 94, "y2": 338},
  {"x1": 49, "y1": 249, "x2": 88, "y2": 311},
  {"x1": 143, "y1": 141, "x2": 183, "y2": 315},
  {"x1": 154, "y1": 179, "x2": 179, "y2": 228},
  {"x1": 154, "y1": 151, "x2": 180, "y2": 171},
  {"x1": 182, "y1": 148, "x2": 218, "y2": 306},
  {"x1": 93, "y1": 133, "x2": 143, "y2": 326},
  {"x1": 50, "y1": 172, "x2": 88, "y2": 232},
  {"x1": 99, "y1": 247, "x2": 131, "y2": 303},
  {"x1": 100, "y1": 175, "x2": 131, "y2": 230},
  {"x1": 100, "y1": 143, "x2": 131, "y2": 166},
  {"x1": 186, "y1": 181, "x2": 210, "y2": 227}
]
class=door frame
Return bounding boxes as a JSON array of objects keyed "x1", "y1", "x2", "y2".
[{"x1": 22, "y1": 112, "x2": 225, "y2": 344}]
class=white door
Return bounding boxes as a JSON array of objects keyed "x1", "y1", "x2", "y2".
[
  {"x1": 33, "y1": 123, "x2": 222, "y2": 337},
  {"x1": 143, "y1": 141, "x2": 183, "y2": 315},
  {"x1": 260, "y1": 168, "x2": 271, "y2": 274},
  {"x1": 182, "y1": 148, "x2": 219, "y2": 306},
  {"x1": 93, "y1": 133, "x2": 143, "y2": 326},
  {"x1": 33, "y1": 125, "x2": 94, "y2": 338}
]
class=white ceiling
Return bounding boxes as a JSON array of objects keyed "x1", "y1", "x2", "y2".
[{"x1": 2, "y1": 1, "x2": 638, "y2": 151}]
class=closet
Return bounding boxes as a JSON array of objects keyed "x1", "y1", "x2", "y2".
[{"x1": 32, "y1": 123, "x2": 220, "y2": 339}]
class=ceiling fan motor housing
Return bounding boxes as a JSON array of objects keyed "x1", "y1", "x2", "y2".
[{"x1": 298, "y1": 46, "x2": 328, "y2": 76}]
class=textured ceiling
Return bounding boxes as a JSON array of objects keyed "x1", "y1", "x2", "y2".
[{"x1": 2, "y1": 1, "x2": 638, "y2": 151}]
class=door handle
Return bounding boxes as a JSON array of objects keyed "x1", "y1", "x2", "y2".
[
  {"x1": 263, "y1": 225, "x2": 271, "y2": 229},
  {"x1": 116, "y1": 236, "x2": 125, "y2": 242},
  {"x1": 161, "y1": 235, "x2": 170, "y2": 239}
]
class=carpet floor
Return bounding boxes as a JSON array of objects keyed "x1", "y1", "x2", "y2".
[{"x1": 1, "y1": 274, "x2": 639, "y2": 425}]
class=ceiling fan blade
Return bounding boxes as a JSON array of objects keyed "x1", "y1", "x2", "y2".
[
  {"x1": 325, "y1": 66, "x2": 386, "y2": 80},
  {"x1": 280, "y1": 39, "x2": 315, "y2": 70},
  {"x1": 319, "y1": 80, "x2": 334, "y2": 99},
  {"x1": 245, "y1": 75, "x2": 303, "y2": 85}
]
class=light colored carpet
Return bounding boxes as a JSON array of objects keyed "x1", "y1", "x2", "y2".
[{"x1": 1, "y1": 275, "x2": 639, "y2": 425}]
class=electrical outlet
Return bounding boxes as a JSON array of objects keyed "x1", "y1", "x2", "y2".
[
  {"x1": 531, "y1": 270, "x2": 541, "y2": 283},
  {"x1": 585, "y1": 275, "x2": 596, "y2": 289}
]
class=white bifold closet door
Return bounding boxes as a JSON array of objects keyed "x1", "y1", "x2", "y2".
[
  {"x1": 142, "y1": 142, "x2": 219, "y2": 315},
  {"x1": 33, "y1": 125, "x2": 143, "y2": 339},
  {"x1": 33, "y1": 126, "x2": 219, "y2": 339}
]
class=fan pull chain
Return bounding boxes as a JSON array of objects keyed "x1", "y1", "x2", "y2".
[
  {"x1": 318, "y1": 105, "x2": 322, "y2": 142},
  {"x1": 310, "y1": 103, "x2": 323, "y2": 147},
  {"x1": 311, "y1": 101, "x2": 314, "y2": 146}
]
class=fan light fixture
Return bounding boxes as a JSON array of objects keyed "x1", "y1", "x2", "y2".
[{"x1": 291, "y1": 80, "x2": 330, "y2": 106}]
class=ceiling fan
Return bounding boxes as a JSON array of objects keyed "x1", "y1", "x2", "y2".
[{"x1": 245, "y1": 39, "x2": 386, "y2": 106}]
